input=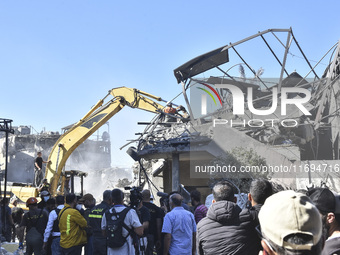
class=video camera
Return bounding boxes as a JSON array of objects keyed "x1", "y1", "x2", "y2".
[
  {"x1": 157, "y1": 191, "x2": 170, "y2": 212},
  {"x1": 124, "y1": 186, "x2": 143, "y2": 209}
]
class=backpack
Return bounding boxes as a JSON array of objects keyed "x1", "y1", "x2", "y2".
[
  {"x1": 26, "y1": 209, "x2": 43, "y2": 244},
  {"x1": 105, "y1": 207, "x2": 132, "y2": 248},
  {"x1": 52, "y1": 208, "x2": 61, "y2": 233}
]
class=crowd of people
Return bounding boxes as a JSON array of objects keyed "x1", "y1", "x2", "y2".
[{"x1": 1, "y1": 178, "x2": 340, "y2": 255}]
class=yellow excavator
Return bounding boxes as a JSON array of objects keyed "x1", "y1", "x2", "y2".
[
  {"x1": 44, "y1": 87, "x2": 167, "y2": 196},
  {"x1": 5, "y1": 86, "x2": 175, "y2": 207}
]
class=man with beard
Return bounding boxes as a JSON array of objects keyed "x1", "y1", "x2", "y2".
[
  {"x1": 239, "y1": 178, "x2": 273, "y2": 254},
  {"x1": 307, "y1": 187, "x2": 338, "y2": 254},
  {"x1": 190, "y1": 190, "x2": 208, "y2": 224},
  {"x1": 321, "y1": 191, "x2": 340, "y2": 255},
  {"x1": 307, "y1": 188, "x2": 340, "y2": 255}
]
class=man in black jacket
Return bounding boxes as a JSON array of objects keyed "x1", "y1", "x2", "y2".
[
  {"x1": 20, "y1": 197, "x2": 49, "y2": 255},
  {"x1": 80, "y1": 193, "x2": 96, "y2": 255},
  {"x1": 307, "y1": 188, "x2": 340, "y2": 255},
  {"x1": 141, "y1": 189, "x2": 163, "y2": 255},
  {"x1": 239, "y1": 179, "x2": 273, "y2": 254},
  {"x1": 197, "y1": 180, "x2": 260, "y2": 255},
  {"x1": 88, "y1": 190, "x2": 112, "y2": 255},
  {"x1": 321, "y1": 191, "x2": 340, "y2": 255}
]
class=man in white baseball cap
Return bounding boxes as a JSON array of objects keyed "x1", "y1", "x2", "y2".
[{"x1": 258, "y1": 190, "x2": 323, "y2": 255}]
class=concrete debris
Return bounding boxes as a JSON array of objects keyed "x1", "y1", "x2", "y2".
[{"x1": 133, "y1": 29, "x2": 340, "y2": 195}]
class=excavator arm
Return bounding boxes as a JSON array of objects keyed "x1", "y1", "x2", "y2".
[{"x1": 45, "y1": 87, "x2": 165, "y2": 196}]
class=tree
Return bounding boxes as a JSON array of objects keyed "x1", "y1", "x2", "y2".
[{"x1": 208, "y1": 147, "x2": 269, "y2": 193}]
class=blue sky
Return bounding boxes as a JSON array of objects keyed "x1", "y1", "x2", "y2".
[{"x1": 1, "y1": 1, "x2": 339, "y2": 167}]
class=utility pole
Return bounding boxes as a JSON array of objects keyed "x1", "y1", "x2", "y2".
[{"x1": 0, "y1": 119, "x2": 14, "y2": 230}]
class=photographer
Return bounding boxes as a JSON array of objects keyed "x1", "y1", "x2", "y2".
[
  {"x1": 126, "y1": 187, "x2": 150, "y2": 255},
  {"x1": 101, "y1": 189, "x2": 143, "y2": 255},
  {"x1": 142, "y1": 189, "x2": 163, "y2": 255},
  {"x1": 158, "y1": 191, "x2": 190, "y2": 212},
  {"x1": 136, "y1": 200, "x2": 150, "y2": 255},
  {"x1": 158, "y1": 193, "x2": 170, "y2": 214}
]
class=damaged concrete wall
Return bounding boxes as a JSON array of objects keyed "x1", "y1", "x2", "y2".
[{"x1": 0, "y1": 132, "x2": 111, "y2": 185}]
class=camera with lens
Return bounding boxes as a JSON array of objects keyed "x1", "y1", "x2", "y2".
[
  {"x1": 124, "y1": 186, "x2": 143, "y2": 209},
  {"x1": 157, "y1": 191, "x2": 170, "y2": 212}
]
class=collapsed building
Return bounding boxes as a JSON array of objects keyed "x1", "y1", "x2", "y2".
[
  {"x1": 0, "y1": 124, "x2": 131, "y2": 199},
  {"x1": 131, "y1": 28, "x2": 340, "y2": 199}
]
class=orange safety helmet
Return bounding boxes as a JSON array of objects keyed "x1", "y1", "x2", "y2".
[{"x1": 26, "y1": 197, "x2": 38, "y2": 207}]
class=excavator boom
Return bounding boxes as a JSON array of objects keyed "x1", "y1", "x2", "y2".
[{"x1": 45, "y1": 87, "x2": 165, "y2": 195}]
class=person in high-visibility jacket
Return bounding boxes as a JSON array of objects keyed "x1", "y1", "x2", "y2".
[
  {"x1": 89, "y1": 190, "x2": 112, "y2": 255},
  {"x1": 58, "y1": 193, "x2": 87, "y2": 255}
]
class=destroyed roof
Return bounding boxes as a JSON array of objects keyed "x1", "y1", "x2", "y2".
[
  {"x1": 173, "y1": 46, "x2": 229, "y2": 83},
  {"x1": 137, "y1": 28, "x2": 340, "y2": 161}
]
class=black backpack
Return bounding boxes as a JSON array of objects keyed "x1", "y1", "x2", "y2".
[
  {"x1": 105, "y1": 207, "x2": 132, "y2": 248},
  {"x1": 26, "y1": 209, "x2": 43, "y2": 244},
  {"x1": 52, "y1": 208, "x2": 61, "y2": 233}
]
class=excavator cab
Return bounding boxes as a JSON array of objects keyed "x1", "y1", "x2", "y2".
[{"x1": 59, "y1": 170, "x2": 87, "y2": 197}]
